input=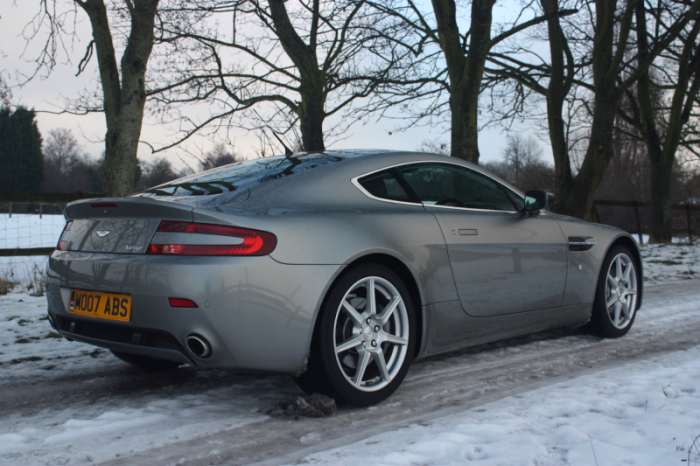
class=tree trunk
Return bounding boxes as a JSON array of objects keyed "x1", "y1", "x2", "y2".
[
  {"x1": 448, "y1": 88, "x2": 479, "y2": 164},
  {"x1": 299, "y1": 81, "x2": 326, "y2": 152},
  {"x1": 633, "y1": 3, "x2": 700, "y2": 241},
  {"x1": 79, "y1": 0, "x2": 159, "y2": 197},
  {"x1": 556, "y1": 92, "x2": 618, "y2": 219},
  {"x1": 649, "y1": 156, "x2": 674, "y2": 241},
  {"x1": 554, "y1": 0, "x2": 622, "y2": 219},
  {"x1": 269, "y1": 0, "x2": 327, "y2": 152},
  {"x1": 432, "y1": 0, "x2": 495, "y2": 164},
  {"x1": 540, "y1": 0, "x2": 573, "y2": 199}
]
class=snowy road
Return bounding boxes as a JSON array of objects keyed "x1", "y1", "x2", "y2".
[{"x1": 2, "y1": 278, "x2": 700, "y2": 465}]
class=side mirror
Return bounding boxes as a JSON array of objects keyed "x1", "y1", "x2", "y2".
[{"x1": 523, "y1": 190, "x2": 548, "y2": 212}]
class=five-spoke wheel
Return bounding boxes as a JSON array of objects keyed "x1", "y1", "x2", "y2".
[
  {"x1": 587, "y1": 245, "x2": 640, "y2": 338},
  {"x1": 295, "y1": 264, "x2": 415, "y2": 406}
]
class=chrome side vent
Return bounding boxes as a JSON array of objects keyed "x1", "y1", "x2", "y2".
[{"x1": 568, "y1": 236, "x2": 598, "y2": 252}]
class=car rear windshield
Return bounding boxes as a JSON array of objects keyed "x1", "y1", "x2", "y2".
[{"x1": 141, "y1": 152, "x2": 354, "y2": 196}]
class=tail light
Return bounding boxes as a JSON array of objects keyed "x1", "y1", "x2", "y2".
[
  {"x1": 147, "y1": 221, "x2": 277, "y2": 256},
  {"x1": 56, "y1": 221, "x2": 73, "y2": 251}
]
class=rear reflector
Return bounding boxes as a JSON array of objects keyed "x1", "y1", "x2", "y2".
[
  {"x1": 148, "y1": 221, "x2": 277, "y2": 256},
  {"x1": 92, "y1": 203, "x2": 118, "y2": 208},
  {"x1": 169, "y1": 298, "x2": 198, "y2": 308}
]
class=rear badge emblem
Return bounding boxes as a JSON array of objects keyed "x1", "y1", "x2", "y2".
[{"x1": 96, "y1": 231, "x2": 111, "y2": 238}]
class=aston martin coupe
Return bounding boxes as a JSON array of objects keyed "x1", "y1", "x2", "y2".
[{"x1": 46, "y1": 150, "x2": 642, "y2": 406}]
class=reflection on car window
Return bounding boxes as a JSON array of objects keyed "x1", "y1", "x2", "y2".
[
  {"x1": 398, "y1": 163, "x2": 518, "y2": 212},
  {"x1": 140, "y1": 153, "x2": 346, "y2": 196},
  {"x1": 358, "y1": 170, "x2": 413, "y2": 203}
]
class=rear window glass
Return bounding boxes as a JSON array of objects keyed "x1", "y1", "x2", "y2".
[
  {"x1": 358, "y1": 170, "x2": 413, "y2": 202},
  {"x1": 140, "y1": 152, "x2": 350, "y2": 196}
]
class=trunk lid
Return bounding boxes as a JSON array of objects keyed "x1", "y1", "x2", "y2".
[{"x1": 61, "y1": 198, "x2": 195, "y2": 254}]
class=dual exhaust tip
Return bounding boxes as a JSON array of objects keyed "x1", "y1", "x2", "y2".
[{"x1": 186, "y1": 334, "x2": 212, "y2": 358}]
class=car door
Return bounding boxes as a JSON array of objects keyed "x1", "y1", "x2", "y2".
[{"x1": 397, "y1": 163, "x2": 568, "y2": 317}]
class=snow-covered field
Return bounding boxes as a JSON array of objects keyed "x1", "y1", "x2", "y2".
[
  {"x1": 303, "y1": 348, "x2": 700, "y2": 466},
  {"x1": 0, "y1": 214, "x2": 65, "y2": 286},
  {"x1": 1, "y1": 214, "x2": 700, "y2": 465}
]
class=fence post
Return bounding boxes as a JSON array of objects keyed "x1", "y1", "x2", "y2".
[
  {"x1": 687, "y1": 204, "x2": 694, "y2": 245},
  {"x1": 634, "y1": 202, "x2": 644, "y2": 245},
  {"x1": 39, "y1": 202, "x2": 43, "y2": 219},
  {"x1": 8, "y1": 201, "x2": 11, "y2": 218}
]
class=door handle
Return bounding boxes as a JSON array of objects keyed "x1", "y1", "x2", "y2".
[{"x1": 458, "y1": 229, "x2": 478, "y2": 236}]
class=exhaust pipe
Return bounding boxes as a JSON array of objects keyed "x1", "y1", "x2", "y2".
[{"x1": 186, "y1": 334, "x2": 212, "y2": 358}]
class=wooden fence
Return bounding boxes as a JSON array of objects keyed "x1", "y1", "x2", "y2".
[{"x1": 592, "y1": 200, "x2": 699, "y2": 245}]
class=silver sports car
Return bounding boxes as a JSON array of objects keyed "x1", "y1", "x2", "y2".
[{"x1": 46, "y1": 150, "x2": 642, "y2": 406}]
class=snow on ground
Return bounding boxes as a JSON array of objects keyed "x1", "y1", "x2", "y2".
[
  {"x1": 640, "y1": 242, "x2": 700, "y2": 284},
  {"x1": 297, "y1": 347, "x2": 700, "y2": 466},
  {"x1": 0, "y1": 292, "x2": 280, "y2": 465},
  {"x1": 1, "y1": 214, "x2": 700, "y2": 465}
]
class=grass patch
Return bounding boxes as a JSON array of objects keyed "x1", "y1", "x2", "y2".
[
  {"x1": 0, "y1": 277, "x2": 16, "y2": 295},
  {"x1": 46, "y1": 331, "x2": 62, "y2": 339},
  {"x1": 15, "y1": 336, "x2": 42, "y2": 344}
]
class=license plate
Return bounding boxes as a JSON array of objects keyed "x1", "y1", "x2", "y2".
[{"x1": 69, "y1": 289, "x2": 132, "y2": 322}]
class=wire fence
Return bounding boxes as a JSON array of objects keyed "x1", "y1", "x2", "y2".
[{"x1": 0, "y1": 193, "x2": 101, "y2": 286}]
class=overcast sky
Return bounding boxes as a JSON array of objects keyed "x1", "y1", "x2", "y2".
[{"x1": 0, "y1": 1, "x2": 542, "y2": 169}]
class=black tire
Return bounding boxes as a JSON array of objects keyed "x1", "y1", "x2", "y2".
[
  {"x1": 111, "y1": 350, "x2": 182, "y2": 370},
  {"x1": 586, "y1": 245, "x2": 640, "y2": 338},
  {"x1": 295, "y1": 263, "x2": 416, "y2": 406}
]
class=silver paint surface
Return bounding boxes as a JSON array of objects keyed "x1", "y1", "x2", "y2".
[{"x1": 46, "y1": 150, "x2": 642, "y2": 373}]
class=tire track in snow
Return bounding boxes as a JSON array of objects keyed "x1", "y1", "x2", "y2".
[{"x1": 92, "y1": 281, "x2": 700, "y2": 466}]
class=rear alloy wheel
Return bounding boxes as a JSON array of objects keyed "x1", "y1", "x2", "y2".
[
  {"x1": 588, "y1": 245, "x2": 640, "y2": 338},
  {"x1": 298, "y1": 264, "x2": 415, "y2": 406},
  {"x1": 111, "y1": 350, "x2": 182, "y2": 370}
]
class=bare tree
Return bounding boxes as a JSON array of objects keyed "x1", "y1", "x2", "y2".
[
  {"x1": 483, "y1": 134, "x2": 553, "y2": 191},
  {"x1": 618, "y1": 1, "x2": 700, "y2": 241},
  {"x1": 41, "y1": 128, "x2": 95, "y2": 193},
  {"x1": 137, "y1": 156, "x2": 179, "y2": 188},
  {"x1": 198, "y1": 143, "x2": 242, "y2": 171},
  {"x1": 149, "y1": 0, "x2": 410, "y2": 153},
  {"x1": 502, "y1": 134, "x2": 544, "y2": 182},
  {"x1": 26, "y1": 0, "x2": 162, "y2": 196},
  {"x1": 368, "y1": 0, "x2": 575, "y2": 164},
  {"x1": 487, "y1": 0, "x2": 700, "y2": 219}
]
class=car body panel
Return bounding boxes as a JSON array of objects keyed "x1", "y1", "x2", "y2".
[
  {"x1": 47, "y1": 251, "x2": 340, "y2": 373},
  {"x1": 46, "y1": 150, "x2": 642, "y2": 375},
  {"x1": 425, "y1": 206, "x2": 568, "y2": 316}
]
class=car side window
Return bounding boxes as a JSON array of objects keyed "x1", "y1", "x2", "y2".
[
  {"x1": 398, "y1": 163, "x2": 518, "y2": 212},
  {"x1": 358, "y1": 170, "x2": 414, "y2": 203}
]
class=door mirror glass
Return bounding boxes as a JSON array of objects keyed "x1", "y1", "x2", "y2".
[{"x1": 524, "y1": 190, "x2": 548, "y2": 211}]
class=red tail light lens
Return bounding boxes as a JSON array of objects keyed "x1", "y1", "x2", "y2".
[
  {"x1": 148, "y1": 221, "x2": 277, "y2": 256},
  {"x1": 56, "y1": 221, "x2": 73, "y2": 251}
]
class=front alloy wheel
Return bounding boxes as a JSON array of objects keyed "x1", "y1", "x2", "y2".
[
  {"x1": 298, "y1": 264, "x2": 415, "y2": 406},
  {"x1": 588, "y1": 245, "x2": 640, "y2": 338}
]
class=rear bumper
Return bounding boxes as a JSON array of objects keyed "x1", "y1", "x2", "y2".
[{"x1": 47, "y1": 250, "x2": 341, "y2": 373}]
